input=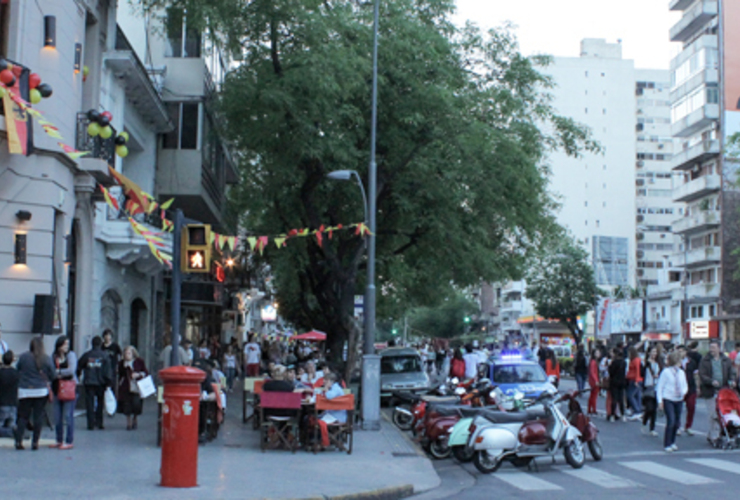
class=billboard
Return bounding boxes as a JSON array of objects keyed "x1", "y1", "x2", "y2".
[
  {"x1": 724, "y1": 0, "x2": 740, "y2": 138},
  {"x1": 609, "y1": 299, "x2": 644, "y2": 334}
]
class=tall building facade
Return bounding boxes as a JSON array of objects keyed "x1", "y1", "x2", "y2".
[{"x1": 648, "y1": 0, "x2": 740, "y2": 344}]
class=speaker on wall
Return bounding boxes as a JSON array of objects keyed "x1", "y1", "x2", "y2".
[{"x1": 32, "y1": 294, "x2": 54, "y2": 335}]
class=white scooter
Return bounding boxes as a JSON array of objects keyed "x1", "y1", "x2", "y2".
[{"x1": 468, "y1": 389, "x2": 585, "y2": 473}]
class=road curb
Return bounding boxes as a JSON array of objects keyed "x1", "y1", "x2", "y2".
[{"x1": 325, "y1": 484, "x2": 415, "y2": 500}]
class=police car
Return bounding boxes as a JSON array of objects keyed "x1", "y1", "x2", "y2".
[{"x1": 486, "y1": 352, "x2": 556, "y2": 403}]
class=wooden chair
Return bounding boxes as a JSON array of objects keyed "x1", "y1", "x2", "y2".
[
  {"x1": 313, "y1": 393, "x2": 355, "y2": 454},
  {"x1": 242, "y1": 377, "x2": 263, "y2": 424},
  {"x1": 259, "y1": 391, "x2": 302, "y2": 453}
]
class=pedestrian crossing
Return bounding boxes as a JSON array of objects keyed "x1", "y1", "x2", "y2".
[{"x1": 473, "y1": 456, "x2": 740, "y2": 492}]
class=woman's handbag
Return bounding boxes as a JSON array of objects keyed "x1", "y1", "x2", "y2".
[
  {"x1": 58, "y1": 379, "x2": 77, "y2": 401},
  {"x1": 136, "y1": 375, "x2": 156, "y2": 399}
]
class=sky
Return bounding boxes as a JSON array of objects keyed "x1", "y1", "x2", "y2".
[{"x1": 454, "y1": 0, "x2": 683, "y2": 69}]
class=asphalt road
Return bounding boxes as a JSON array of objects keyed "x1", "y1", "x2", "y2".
[{"x1": 408, "y1": 378, "x2": 740, "y2": 500}]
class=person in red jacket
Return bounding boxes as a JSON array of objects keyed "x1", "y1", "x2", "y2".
[
  {"x1": 626, "y1": 346, "x2": 644, "y2": 418},
  {"x1": 588, "y1": 348, "x2": 601, "y2": 415},
  {"x1": 450, "y1": 348, "x2": 466, "y2": 380}
]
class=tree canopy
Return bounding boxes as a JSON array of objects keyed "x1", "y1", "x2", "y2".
[
  {"x1": 406, "y1": 293, "x2": 480, "y2": 340},
  {"x1": 138, "y1": 0, "x2": 597, "y2": 361},
  {"x1": 525, "y1": 237, "x2": 603, "y2": 346}
]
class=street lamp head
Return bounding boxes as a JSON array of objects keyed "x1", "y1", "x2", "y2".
[{"x1": 326, "y1": 170, "x2": 354, "y2": 181}]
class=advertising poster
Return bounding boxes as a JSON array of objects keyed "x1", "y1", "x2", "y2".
[
  {"x1": 595, "y1": 298, "x2": 611, "y2": 338},
  {"x1": 610, "y1": 299, "x2": 644, "y2": 334}
]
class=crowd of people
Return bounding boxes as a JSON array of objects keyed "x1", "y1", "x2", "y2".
[{"x1": 583, "y1": 339, "x2": 739, "y2": 452}]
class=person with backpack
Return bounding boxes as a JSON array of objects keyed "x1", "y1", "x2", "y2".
[{"x1": 77, "y1": 336, "x2": 112, "y2": 430}]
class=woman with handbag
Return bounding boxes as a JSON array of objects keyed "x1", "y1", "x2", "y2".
[
  {"x1": 641, "y1": 346, "x2": 662, "y2": 437},
  {"x1": 117, "y1": 346, "x2": 148, "y2": 430},
  {"x1": 51, "y1": 335, "x2": 78, "y2": 449},
  {"x1": 15, "y1": 337, "x2": 56, "y2": 450}
]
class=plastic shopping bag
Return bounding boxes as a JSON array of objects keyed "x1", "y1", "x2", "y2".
[
  {"x1": 137, "y1": 375, "x2": 156, "y2": 399},
  {"x1": 105, "y1": 387, "x2": 117, "y2": 416}
]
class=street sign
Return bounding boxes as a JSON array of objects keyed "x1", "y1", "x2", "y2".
[{"x1": 354, "y1": 295, "x2": 364, "y2": 319}]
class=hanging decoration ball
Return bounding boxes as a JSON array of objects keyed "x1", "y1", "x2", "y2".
[
  {"x1": 11, "y1": 65, "x2": 22, "y2": 77},
  {"x1": 29, "y1": 88, "x2": 42, "y2": 104},
  {"x1": 99, "y1": 125, "x2": 113, "y2": 139},
  {"x1": 119, "y1": 131, "x2": 130, "y2": 142},
  {"x1": 87, "y1": 122, "x2": 101, "y2": 137},
  {"x1": 101, "y1": 111, "x2": 113, "y2": 122},
  {"x1": 0, "y1": 69, "x2": 15, "y2": 86},
  {"x1": 37, "y1": 83, "x2": 53, "y2": 98},
  {"x1": 83, "y1": 65, "x2": 89, "y2": 77},
  {"x1": 0, "y1": 87, "x2": 6, "y2": 99},
  {"x1": 87, "y1": 109, "x2": 100, "y2": 122},
  {"x1": 29, "y1": 73, "x2": 41, "y2": 89},
  {"x1": 115, "y1": 145, "x2": 129, "y2": 158},
  {"x1": 115, "y1": 135, "x2": 127, "y2": 146},
  {"x1": 98, "y1": 115, "x2": 110, "y2": 127}
]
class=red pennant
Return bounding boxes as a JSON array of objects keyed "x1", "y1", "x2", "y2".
[{"x1": 288, "y1": 229, "x2": 298, "y2": 238}]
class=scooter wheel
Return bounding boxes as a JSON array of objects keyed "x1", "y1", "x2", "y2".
[
  {"x1": 452, "y1": 445, "x2": 475, "y2": 463},
  {"x1": 588, "y1": 437, "x2": 603, "y2": 461},
  {"x1": 392, "y1": 408, "x2": 414, "y2": 431},
  {"x1": 429, "y1": 439, "x2": 452, "y2": 460},
  {"x1": 473, "y1": 451, "x2": 501, "y2": 474},
  {"x1": 564, "y1": 438, "x2": 586, "y2": 469}
]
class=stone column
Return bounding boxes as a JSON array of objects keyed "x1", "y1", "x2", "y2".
[{"x1": 73, "y1": 175, "x2": 96, "y2": 353}]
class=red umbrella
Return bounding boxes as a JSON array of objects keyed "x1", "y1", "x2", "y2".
[{"x1": 291, "y1": 330, "x2": 327, "y2": 342}]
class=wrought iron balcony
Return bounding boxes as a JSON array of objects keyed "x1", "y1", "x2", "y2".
[{"x1": 75, "y1": 112, "x2": 116, "y2": 167}]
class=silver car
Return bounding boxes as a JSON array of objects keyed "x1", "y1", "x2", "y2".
[{"x1": 380, "y1": 347, "x2": 430, "y2": 398}]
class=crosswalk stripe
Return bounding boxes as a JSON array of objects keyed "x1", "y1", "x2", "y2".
[
  {"x1": 561, "y1": 465, "x2": 641, "y2": 488},
  {"x1": 492, "y1": 472, "x2": 563, "y2": 491},
  {"x1": 619, "y1": 461, "x2": 720, "y2": 485},
  {"x1": 687, "y1": 458, "x2": 740, "y2": 475}
]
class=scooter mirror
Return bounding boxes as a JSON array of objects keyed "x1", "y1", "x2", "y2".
[
  {"x1": 451, "y1": 377, "x2": 459, "y2": 385},
  {"x1": 454, "y1": 387, "x2": 466, "y2": 396}
]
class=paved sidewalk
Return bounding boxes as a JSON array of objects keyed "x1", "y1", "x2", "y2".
[{"x1": 0, "y1": 389, "x2": 439, "y2": 500}]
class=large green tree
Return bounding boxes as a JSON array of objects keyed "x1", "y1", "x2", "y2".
[
  {"x1": 525, "y1": 237, "x2": 603, "y2": 346},
  {"x1": 139, "y1": 0, "x2": 596, "y2": 363},
  {"x1": 407, "y1": 293, "x2": 480, "y2": 340}
]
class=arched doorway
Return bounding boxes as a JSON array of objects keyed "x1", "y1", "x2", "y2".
[
  {"x1": 130, "y1": 298, "x2": 147, "y2": 351},
  {"x1": 100, "y1": 289, "x2": 122, "y2": 341}
]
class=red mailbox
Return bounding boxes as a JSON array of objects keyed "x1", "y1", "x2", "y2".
[{"x1": 159, "y1": 366, "x2": 206, "y2": 488}]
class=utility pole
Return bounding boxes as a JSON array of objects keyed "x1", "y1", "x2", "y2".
[{"x1": 170, "y1": 209, "x2": 183, "y2": 367}]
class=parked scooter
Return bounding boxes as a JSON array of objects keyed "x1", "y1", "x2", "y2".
[
  {"x1": 392, "y1": 378, "x2": 470, "y2": 432},
  {"x1": 469, "y1": 389, "x2": 585, "y2": 473},
  {"x1": 565, "y1": 389, "x2": 602, "y2": 461}
]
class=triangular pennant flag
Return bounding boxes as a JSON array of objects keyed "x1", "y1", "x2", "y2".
[
  {"x1": 218, "y1": 234, "x2": 227, "y2": 251},
  {"x1": 247, "y1": 236, "x2": 257, "y2": 250},
  {"x1": 159, "y1": 198, "x2": 175, "y2": 210},
  {"x1": 58, "y1": 142, "x2": 89, "y2": 160},
  {"x1": 257, "y1": 236, "x2": 269, "y2": 255},
  {"x1": 209, "y1": 232, "x2": 216, "y2": 245},
  {"x1": 228, "y1": 236, "x2": 236, "y2": 251},
  {"x1": 274, "y1": 237, "x2": 286, "y2": 248},
  {"x1": 315, "y1": 225, "x2": 325, "y2": 248},
  {"x1": 100, "y1": 185, "x2": 120, "y2": 211},
  {"x1": 298, "y1": 228, "x2": 309, "y2": 237},
  {"x1": 42, "y1": 124, "x2": 63, "y2": 139}
]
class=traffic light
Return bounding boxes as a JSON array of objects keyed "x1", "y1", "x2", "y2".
[
  {"x1": 464, "y1": 316, "x2": 471, "y2": 324},
  {"x1": 392, "y1": 328, "x2": 398, "y2": 335},
  {"x1": 182, "y1": 224, "x2": 211, "y2": 273}
]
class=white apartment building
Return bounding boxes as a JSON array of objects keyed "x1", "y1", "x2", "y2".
[{"x1": 645, "y1": 0, "x2": 740, "y2": 346}]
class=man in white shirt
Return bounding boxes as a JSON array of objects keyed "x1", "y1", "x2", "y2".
[
  {"x1": 244, "y1": 334, "x2": 261, "y2": 377},
  {"x1": 463, "y1": 345, "x2": 479, "y2": 380}
]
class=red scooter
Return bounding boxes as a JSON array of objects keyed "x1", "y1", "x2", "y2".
[{"x1": 565, "y1": 389, "x2": 603, "y2": 461}]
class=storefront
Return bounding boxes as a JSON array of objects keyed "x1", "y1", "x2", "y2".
[{"x1": 684, "y1": 320, "x2": 719, "y2": 341}]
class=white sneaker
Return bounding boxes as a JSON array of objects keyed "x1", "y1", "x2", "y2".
[
  {"x1": 685, "y1": 429, "x2": 695, "y2": 436},
  {"x1": 630, "y1": 413, "x2": 643, "y2": 421},
  {"x1": 676, "y1": 428, "x2": 683, "y2": 436},
  {"x1": 664, "y1": 446, "x2": 674, "y2": 453},
  {"x1": 650, "y1": 430, "x2": 659, "y2": 437},
  {"x1": 621, "y1": 416, "x2": 627, "y2": 422},
  {"x1": 641, "y1": 425, "x2": 648, "y2": 435},
  {"x1": 670, "y1": 444, "x2": 678, "y2": 451}
]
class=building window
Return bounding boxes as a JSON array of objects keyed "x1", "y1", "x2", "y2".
[
  {"x1": 601, "y1": 72, "x2": 605, "y2": 77},
  {"x1": 585, "y1": 71, "x2": 588, "y2": 77},
  {"x1": 596, "y1": 220, "x2": 600, "y2": 227},
  {"x1": 0, "y1": 1, "x2": 9, "y2": 57},
  {"x1": 709, "y1": 304, "x2": 716, "y2": 316},
  {"x1": 163, "y1": 102, "x2": 199, "y2": 149},
  {"x1": 165, "y1": 8, "x2": 202, "y2": 58},
  {"x1": 603, "y1": 108, "x2": 607, "y2": 115},
  {"x1": 603, "y1": 201, "x2": 606, "y2": 207},
  {"x1": 585, "y1": 108, "x2": 588, "y2": 114}
]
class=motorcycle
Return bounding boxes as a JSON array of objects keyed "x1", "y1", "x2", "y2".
[
  {"x1": 565, "y1": 389, "x2": 602, "y2": 461},
  {"x1": 392, "y1": 378, "x2": 470, "y2": 432},
  {"x1": 469, "y1": 389, "x2": 585, "y2": 474}
]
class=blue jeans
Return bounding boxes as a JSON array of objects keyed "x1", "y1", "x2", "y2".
[
  {"x1": 627, "y1": 381, "x2": 642, "y2": 413},
  {"x1": 575, "y1": 373, "x2": 587, "y2": 393},
  {"x1": 663, "y1": 399, "x2": 683, "y2": 448},
  {"x1": 53, "y1": 395, "x2": 77, "y2": 444},
  {"x1": 0, "y1": 406, "x2": 16, "y2": 438},
  {"x1": 226, "y1": 367, "x2": 236, "y2": 390}
]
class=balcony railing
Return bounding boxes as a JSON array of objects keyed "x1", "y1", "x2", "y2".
[
  {"x1": 672, "y1": 173, "x2": 720, "y2": 202},
  {"x1": 675, "y1": 246, "x2": 721, "y2": 267},
  {"x1": 672, "y1": 103, "x2": 719, "y2": 138},
  {"x1": 670, "y1": 0, "x2": 718, "y2": 42},
  {"x1": 671, "y1": 139, "x2": 720, "y2": 170},
  {"x1": 672, "y1": 210, "x2": 720, "y2": 234},
  {"x1": 75, "y1": 112, "x2": 116, "y2": 167},
  {"x1": 686, "y1": 282, "x2": 720, "y2": 299}
]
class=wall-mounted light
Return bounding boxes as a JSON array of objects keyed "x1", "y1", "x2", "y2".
[
  {"x1": 74, "y1": 43, "x2": 82, "y2": 73},
  {"x1": 44, "y1": 16, "x2": 56, "y2": 48},
  {"x1": 16, "y1": 210, "x2": 32, "y2": 222},
  {"x1": 15, "y1": 234, "x2": 27, "y2": 264}
]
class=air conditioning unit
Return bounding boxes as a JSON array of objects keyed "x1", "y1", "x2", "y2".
[
  {"x1": 637, "y1": 161, "x2": 645, "y2": 167},
  {"x1": 637, "y1": 250, "x2": 645, "y2": 258},
  {"x1": 637, "y1": 215, "x2": 645, "y2": 222}
]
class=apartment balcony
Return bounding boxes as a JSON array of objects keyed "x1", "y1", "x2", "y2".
[
  {"x1": 686, "y1": 282, "x2": 720, "y2": 300},
  {"x1": 670, "y1": 0, "x2": 696, "y2": 10},
  {"x1": 671, "y1": 139, "x2": 720, "y2": 170},
  {"x1": 75, "y1": 113, "x2": 116, "y2": 185},
  {"x1": 500, "y1": 300, "x2": 523, "y2": 314},
  {"x1": 672, "y1": 210, "x2": 720, "y2": 235},
  {"x1": 672, "y1": 173, "x2": 720, "y2": 202},
  {"x1": 671, "y1": 68, "x2": 719, "y2": 104},
  {"x1": 502, "y1": 281, "x2": 524, "y2": 293},
  {"x1": 670, "y1": 0, "x2": 718, "y2": 42},
  {"x1": 646, "y1": 281, "x2": 683, "y2": 300},
  {"x1": 672, "y1": 103, "x2": 719, "y2": 138},
  {"x1": 156, "y1": 149, "x2": 226, "y2": 226},
  {"x1": 673, "y1": 246, "x2": 721, "y2": 267}
]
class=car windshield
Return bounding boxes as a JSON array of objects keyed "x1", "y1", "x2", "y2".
[
  {"x1": 492, "y1": 364, "x2": 547, "y2": 384},
  {"x1": 381, "y1": 355, "x2": 421, "y2": 374}
]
